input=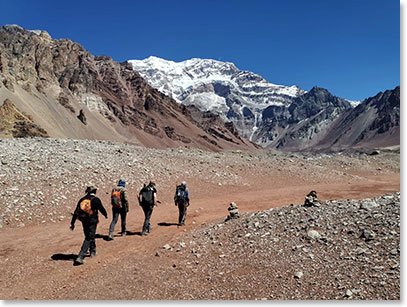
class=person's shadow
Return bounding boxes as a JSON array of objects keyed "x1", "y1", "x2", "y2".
[
  {"x1": 158, "y1": 222, "x2": 179, "y2": 227},
  {"x1": 125, "y1": 231, "x2": 143, "y2": 236},
  {"x1": 51, "y1": 253, "x2": 94, "y2": 266},
  {"x1": 95, "y1": 231, "x2": 143, "y2": 239},
  {"x1": 95, "y1": 233, "x2": 110, "y2": 241},
  {"x1": 50, "y1": 253, "x2": 76, "y2": 261}
]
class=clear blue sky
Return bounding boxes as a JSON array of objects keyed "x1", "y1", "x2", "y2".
[{"x1": 0, "y1": 0, "x2": 400, "y2": 101}]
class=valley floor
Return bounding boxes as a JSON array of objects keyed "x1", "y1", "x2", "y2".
[{"x1": 0, "y1": 139, "x2": 400, "y2": 300}]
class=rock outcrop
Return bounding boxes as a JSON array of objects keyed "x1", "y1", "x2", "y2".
[{"x1": 0, "y1": 99, "x2": 48, "y2": 138}]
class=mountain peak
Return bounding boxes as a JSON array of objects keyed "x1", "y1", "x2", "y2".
[
  {"x1": 309, "y1": 85, "x2": 329, "y2": 94},
  {"x1": 3, "y1": 24, "x2": 47, "y2": 37}
]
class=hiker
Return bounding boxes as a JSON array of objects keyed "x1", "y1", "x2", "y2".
[
  {"x1": 70, "y1": 185, "x2": 108, "y2": 265},
  {"x1": 303, "y1": 190, "x2": 323, "y2": 207},
  {"x1": 107, "y1": 179, "x2": 129, "y2": 240},
  {"x1": 174, "y1": 181, "x2": 190, "y2": 226},
  {"x1": 138, "y1": 181, "x2": 157, "y2": 236}
]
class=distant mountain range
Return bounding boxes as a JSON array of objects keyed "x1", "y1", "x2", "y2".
[
  {"x1": 130, "y1": 56, "x2": 399, "y2": 151},
  {"x1": 0, "y1": 25, "x2": 399, "y2": 152}
]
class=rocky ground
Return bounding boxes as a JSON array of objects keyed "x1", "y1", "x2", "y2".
[
  {"x1": 152, "y1": 193, "x2": 400, "y2": 300},
  {"x1": 0, "y1": 138, "x2": 399, "y2": 230},
  {"x1": 0, "y1": 138, "x2": 400, "y2": 300}
]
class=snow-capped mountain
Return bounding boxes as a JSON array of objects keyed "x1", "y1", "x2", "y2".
[
  {"x1": 129, "y1": 56, "x2": 305, "y2": 142},
  {"x1": 129, "y1": 56, "x2": 397, "y2": 152}
]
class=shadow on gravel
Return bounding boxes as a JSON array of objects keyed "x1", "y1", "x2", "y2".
[
  {"x1": 95, "y1": 233, "x2": 110, "y2": 241},
  {"x1": 158, "y1": 222, "x2": 179, "y2": 227},
  {"x1": 51, "y1": 253, "x2": 77, "y2": 261},
  {"x1": 125, "y1": 231, "x2": 143, "y2": 236}
]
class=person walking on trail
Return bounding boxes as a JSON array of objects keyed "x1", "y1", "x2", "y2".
[
  {"x1": 70, "y1": 185, "x2": 108, "y2": 265},
  {"x1": 138, "y1": 181, "x2": 157, "y2": 236},
  {"x1": 174, "y1": 181, "x2": 190, "y2": 226},
  {"x1": 107, "y1": 179, "x2": 129, "y2": 241}
]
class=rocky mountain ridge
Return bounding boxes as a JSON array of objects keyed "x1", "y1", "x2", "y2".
[
  {"x1": 311, "y1": 86, "x2": 400, "y2": 151},
  {"x1": 0, "y1": 25, "x2": 257, "y2": 151}
]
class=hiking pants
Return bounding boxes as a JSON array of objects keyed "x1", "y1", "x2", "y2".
[
  {"x1": 78, "y1": 218, "x2": 97, "y2": 259},
  {"x1": 109, "y1": 207, "x2": 127, "y2": 235},
  {"x1": 177, "y1": 200, "x2": 188, "y2": 225},
  {"x1": 141, "y1": 203, "x2": 153, "y2": 234}
]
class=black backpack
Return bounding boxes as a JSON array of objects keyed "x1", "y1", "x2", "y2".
[
  {"x1": 175, "y1": 185, "x2": 186, "y2": 202},
  {"x1": 141, "y1": 185, "x2": 154, "y2": 205}
]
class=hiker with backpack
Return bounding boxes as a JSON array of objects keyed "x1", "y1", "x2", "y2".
[
  {"x1": 174, "y1": 181, "x2": 190, "y2": 226},
  {"x1": 138, "y1": 181, "x2": 157, "y2": 236},
  {"x1": 70, "y1": 185, "x2": 108, "y2": 265},
  {"x1": 107, "y1": 179, "x2": 129, "y2": 240}
]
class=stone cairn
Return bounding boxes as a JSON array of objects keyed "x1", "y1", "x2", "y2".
[
  {"x1": 225, "y1": 202, "x2": 240, "y2": 221},
  {"x1": 303, "y1": 190, "x2": 323, "y2": 207}
]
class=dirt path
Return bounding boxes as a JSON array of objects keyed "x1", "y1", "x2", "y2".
[{"x1": 0, "y1": 172, "x2": 399, "y2": 299}]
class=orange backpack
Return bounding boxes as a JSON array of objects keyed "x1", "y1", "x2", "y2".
[
  {"x1": 111, "y1": 189, "x2": 122, "y2": 208},
  {"x1": 78, "y1": 198, "x2": 93, "y2": 221}
]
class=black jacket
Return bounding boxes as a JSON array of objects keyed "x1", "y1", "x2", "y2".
[{"x1": 71, "y1": 193, "x2": 108, "y2": 225}]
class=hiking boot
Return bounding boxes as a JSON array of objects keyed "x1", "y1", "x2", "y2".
[
  {"x1": 107, "y1": 234, "x2": 114, "y2": 241},
  {"x1": 141, "y1": 231, "x2": 148, "y2": 236},
  {"x1": 75, "y1": 257, "x2": 86, "y2": 265},
  {"x1": 90, "y1": 251, "x2": 97, "y2": 258},
  {"x1": 120, "y1": 231, "x2": 127, "y2": 236}
]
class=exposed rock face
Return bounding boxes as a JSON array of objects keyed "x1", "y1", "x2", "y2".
[
  {"x1": 313, "y1": 86, "x2": 400, "y2": 151},
  {"x1": 0, "y1": 99, "x2": 48, "y2": 138},
  {"x1": 256, "y1": 86, "x2": 353, "y2": 150},
  {"x1": 77, "y1": 109, "x2": 87, "y2": 125},
  {"x1": 185, "y1": 105, "x2": 260, "y2": 148},
  {"x1": 0, "y1": 25, "x2": 256, "y2": 151}
]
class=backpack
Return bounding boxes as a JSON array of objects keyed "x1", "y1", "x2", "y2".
[
  {"x1": 111, "y1": 188, "x2": 122, "y2": 208},
  {"x1": 77, "y1": 198, "x2": 93, "y2": 221},
  {"x1": 141, "y1": 186, "x2": 154, "y2": 205},
  {"x1": 175, "y1": 185, "x2": 186, "y2": 202}
]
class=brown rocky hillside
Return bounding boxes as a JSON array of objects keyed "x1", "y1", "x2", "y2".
[{"x1": 0, "y1": 25, "x2": 257, "y2": 151}]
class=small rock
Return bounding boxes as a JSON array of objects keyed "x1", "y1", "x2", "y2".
[
  {"x1": 360, "y1": 201, "x2": 379, "y2": 211},
  {"x1": 307, "y1": 230, "x2": 321, "y2": 240},
  {"x1": 294, "y1": 271, "x2": 303, "y2": 279},
  {"x1": 360, "y1": 229, "x2": 376, "y2": 241}
]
